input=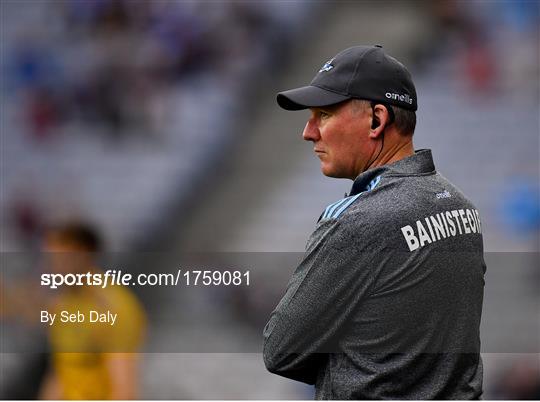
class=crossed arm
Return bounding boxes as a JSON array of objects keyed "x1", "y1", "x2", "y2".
[{"x1": 263, "y1": 222, "x2": 375, "y2": 384}]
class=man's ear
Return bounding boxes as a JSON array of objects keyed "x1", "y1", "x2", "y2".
[
  {"x1": 369, "y1": 104, "x2": 389, "y2": 138},
  {"x1": 371, "y1": 115, "x2": 380, "y2": 130}
]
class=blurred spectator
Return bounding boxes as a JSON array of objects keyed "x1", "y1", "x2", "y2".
[
  {"x1": 8, "y1": 190, "x2": 44, "y2": 248},
  {"x1": 459, "y1": 24, "x2": 496, "y2": 93},
  {"x1": 39, "y1": 222, "x2": 146, "y2": 399},
  {"x1": 25, "y1": 86, "x2": 64, "y2": 140}
]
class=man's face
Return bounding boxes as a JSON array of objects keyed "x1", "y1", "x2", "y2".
[{"x1": 303, "y1": 100, "x2": 374, "y2": 179}]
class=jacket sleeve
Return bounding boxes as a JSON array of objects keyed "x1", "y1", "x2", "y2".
[{"x1": 262, "y1": 220, "x2": 376, "y2": 384}]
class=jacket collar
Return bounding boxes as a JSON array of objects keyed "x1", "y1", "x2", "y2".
[{"x1": 348, "y1": 149, "x2": 436, "y2": 196}]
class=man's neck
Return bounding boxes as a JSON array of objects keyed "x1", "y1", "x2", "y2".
[{"x1": 371, "y1": 139, "x2": 414, "y2": 169}]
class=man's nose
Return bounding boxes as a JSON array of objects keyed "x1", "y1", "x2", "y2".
[{"x1": 302, "y1": 118, "x2": 320, "y2": 142}]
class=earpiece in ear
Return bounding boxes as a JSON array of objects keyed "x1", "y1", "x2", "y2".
[{"x1": 371, "y1": 117, "x2": 380, "y2": 130}]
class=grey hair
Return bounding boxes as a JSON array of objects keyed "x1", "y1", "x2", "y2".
[{"x1": 351, "y1": 98, "x2": 416, "y2": 136}]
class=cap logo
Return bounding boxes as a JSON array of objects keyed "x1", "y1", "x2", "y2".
[
  {"x1": 385, "y1": 92, "x2": 413, "y2": 105},
  {"x1": 318, "y1": 59, "x2": 334, "y2": 73}
]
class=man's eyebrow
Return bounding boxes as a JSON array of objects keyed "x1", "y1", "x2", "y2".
[{"x1": 313, "y1": 106, "x2": 335, "y2": 113}]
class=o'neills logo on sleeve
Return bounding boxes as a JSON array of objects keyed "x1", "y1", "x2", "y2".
[
  {"x1": 400, "y1": 208, "x2": 482, "y2": 251},
  {"x1": 385, "y1": 92, "x2": 413, "y2": 105}
]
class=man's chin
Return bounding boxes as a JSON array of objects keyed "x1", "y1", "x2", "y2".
[{"x1": 321, "y1": 165, "x2": 347, "y2": 179}]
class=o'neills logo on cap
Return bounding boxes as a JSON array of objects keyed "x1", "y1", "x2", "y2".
[{"x1": 385, "y1": 92, "x2": 413, "y2": 104}]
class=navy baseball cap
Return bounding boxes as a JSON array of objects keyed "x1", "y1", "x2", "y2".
[{"x1": 277, "y1": 45, "x2": 417, "y2": 111}]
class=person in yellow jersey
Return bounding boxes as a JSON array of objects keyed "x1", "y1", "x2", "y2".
[{"x1": 39, "y1": 222, "x2": 146, "y2": 400}]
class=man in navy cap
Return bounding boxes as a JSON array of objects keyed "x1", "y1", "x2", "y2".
[{"x1": 263, "y1": 45, "x2": 486, "y2": 399}]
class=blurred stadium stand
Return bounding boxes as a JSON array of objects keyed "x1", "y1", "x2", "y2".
[
  {"x1": 1, "y1": 0, "x2": 538, "y2": 400},
  {"x1": 1, "y1": 0, "x2": 313, "y2": 251}
]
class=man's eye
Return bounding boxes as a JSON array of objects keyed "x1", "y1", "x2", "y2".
[{"x1": 320, "y1": 111, "x2": 330, "y2": 119}]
